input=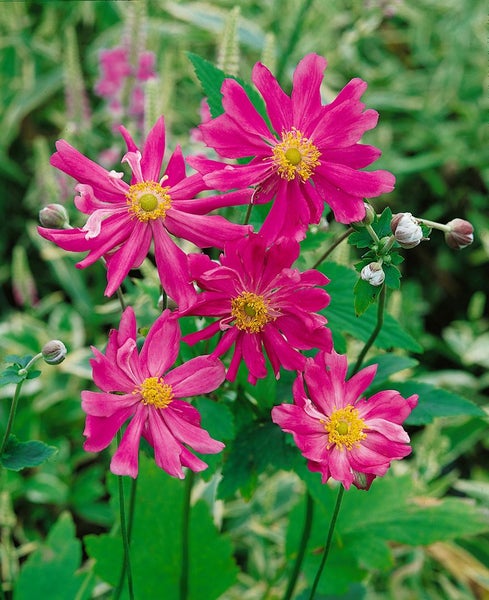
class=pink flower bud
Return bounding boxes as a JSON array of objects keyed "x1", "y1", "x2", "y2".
[
  {"x1": 391, "y1": 212, "x2": 423, "y2": 248},
  {"x1": 360, "y1": 262, "x2": 385, "y2": 286},
  {"x1": 444, "y1": 218, "x2": 474, "y2": 250},
  {"x1": 39, "y1": 204, "x2": 69, "y2": 229}
]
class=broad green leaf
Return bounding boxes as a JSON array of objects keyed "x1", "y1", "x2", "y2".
[
  {"x1": 195, "y1": 397, "x2": 235, "y2": 441},
  {"x1": 14, "y1": 512, "x2": 92, "y2": 600},
  {"x1": 1, "y1": 435, "x2": 57, "y2": 471},
  {"x1": 320, "y1": 262, "x2": 422, "y2": 353},
  {"x1": 85, "y1": 456, "x2": 238, "y2": 599},
  {"x1": 353, "y1": 277, "x2": 382, "y2": 316},
  {"x1": 395, "y1": 381, "x2": 485, "y2": 424},
  {"x1": 362, "y1": 354, "x2": 419, "y2": 387}
]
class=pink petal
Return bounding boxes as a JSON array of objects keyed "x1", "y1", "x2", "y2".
[
  {"x1": 165, "y1": 355, "x2": 225, "y2": 397},
  {"x1": 164, "y1": 401, "x2": 225, "y2": 454},
  {"x1": 83, "y1": 405, "x2": 134, "y2": 452},
  {"x1": 147, "y1": 409, "x2": 186, "y2": 479},
  {"x1": 328, "y1": 446, "x2": 354, "y2": 489},
  {"x1": 110, "y1": 405, "x2": 147, "y2": 478},
  {"x1": 81, "y1": 390, "x2": 137, "y2": 417},
  {"x1": 291, "y1": 54, "x2": 327, "y2": 130},
  {"x1": 241, "y1": 332, "x2": 267, "y2": 381},
  {"x1": 252, "y1": 61, "x2": 292, "y2": 132},
  {"x1": 140, "y1": 116, "x2": 166, "y2": 181},
  {"x1": 139, "y1": 309, "x2": 181, "y2": 377}
]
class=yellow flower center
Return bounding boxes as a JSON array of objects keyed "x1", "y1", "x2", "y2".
[
  {"x1": 126, "y1": 181, "x2": 172, "y2": 222},
  {"x1": 231, "y1": 291, "x2": 272, "y2": 333},
  {"x1": 272, "y1": 128, "x2": 321, "y2": 182},
  {"x1": 323, "y1": 405, "x2": 367, "y2": 451},
  {"x1": 136, "y1": 376, "x2": 173, "y2": 409}
]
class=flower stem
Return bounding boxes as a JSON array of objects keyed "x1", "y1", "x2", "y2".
[
  {"x1": 282, "y1": 492, "x2": 314, "y2": 600},
  {"x1": 312, "y1": 227, "x2": 353, "y2": 269},
  {"x1": 114, "y1": 432, "x2": 135, "y2": 600},
  {"x1": 0, "y1": 380, "x2": 25, "y2": 459},
  {"x1": 243, "y1": 201, "x2": 253, "y2": 225},
  {"x1": 307, "y1": 486, "x2": 345, "y2": 600},
  {"x1": 180, "y1": 470, "x2": 194, "y2": 600},
  {"x1": 351, "y1": 283, "x2": 387, "y2": 375}
]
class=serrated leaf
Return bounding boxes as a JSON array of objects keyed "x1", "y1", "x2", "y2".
[
  {"x1": 14, "y1": 512, "x2": 92, "y2": 600},
  {"x1": 1, "y1": 435, "x2": 58, "y2": 470},
  {"x1": 349, "y1": 207, "x2": 394, "y2": 250},
  {"x1": 353, "y1": 277, "x2": 382, "y2": 316},
  {"x1": 187, "y1": 52, "x2": 268, "y2": 124},
  {"x1": 383, "y1": 263, "x2": 401, "y2": 289},
  {"x1": 85, "y1": 456, "x2": 238, "y2": 599},
  {"x1": 393, "y1": 381, "x2": 485, "y2": 425},
  {"x1": 0, "y1": 371, "x2": 24, "y2": 385}
]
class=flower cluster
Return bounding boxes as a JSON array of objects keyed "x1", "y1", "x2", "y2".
[{"x1": 40, "y1": 53, "x2": 420, "y2": 487}]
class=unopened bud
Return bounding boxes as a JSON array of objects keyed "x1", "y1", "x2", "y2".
[
  {"x1": 444, "y1": 218, "x2": 474, "y2": 250},
  {"x1": 39, "y1": 204, "x2": 69, "y2": 229},
  {"x1": 352, "y1": 202, "x2": 376, "y2": 227},
  {"x1": 360, "y1": 262, "x2": 385, "y2": 286},
  {"x1": 41, "y1": 340, "x2": 67, "y2": 365},
  {"x1": 391, "y1": 212, "x2": 423, "y2": 249}
]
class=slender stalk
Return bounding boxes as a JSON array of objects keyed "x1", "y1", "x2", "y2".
[
  {"x1": 0, "y1": 376, "x2": 28, "y2": 457},
  {"x1": 114, "y1": 432, "x2": 135, "y2": 600},
  {"x1": 307, "y1": 487, "x2": 345, "y2": 600},
  {"x1": 116, "y1": 287, "x2": 127, "y2": 312},
  {"x1": 180, "y1": 470, "x2": 194, "y2": 600},
  {"x1": 312, "y1": 227, "x2": 353, "y2": 269},
  {"x1": 275, "y1": 0, "x2": 315, "y2": 83},
  {"x1": 351, "y1": 283, "x2": 387, "y2": 375},
  {"x1": 282, "y1": 492, "x2": 314, "y2": 600},
  {"x1": 243, "y1": 201, "x2": 253, "y2": 226}
]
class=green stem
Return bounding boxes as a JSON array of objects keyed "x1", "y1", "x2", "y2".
[
  {"x1": 311, "y1": 228, "x2": 353, "y2": 269},
  {"x1": 180, "y1": 470, "x2": 194, "y2": 600},
  {"x1": 282, "y1": 492, "x2": 314, "y2": 600},
  {"x1": 116, "y1": 287, "x2": 127, "y2": 312},
  {"x1": 351, "y1": 283, "x2": 387, "y2": 375},
  {"x1": 275, "y1": 0, "x2": 315, "y2": 82},
  {"x1": 0, "y1": 368, "x2": 33, "y2": 457},
  {"x1": 243, "y1": 201, "x2": 253, "y2": 226},
  {"x1": 114, "y1": 432, "x2": 135, "y2": 600},
  {"x1": 307, "y1": 487, "x2": 345, "y2": 600}
]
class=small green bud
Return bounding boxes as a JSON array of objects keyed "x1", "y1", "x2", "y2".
[
  {"x1": 352, "y1": 202, "x2": 376, "y2": 227},
  {"x1": 39, "y1": 204, "x2": 70, "y2": 229},
  {"x1": 41, "y1": 340, "x2": 67, "y2": 365}
]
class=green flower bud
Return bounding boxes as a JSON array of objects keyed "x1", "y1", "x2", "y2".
[
  {"x1": 39, "y1": 204, "x2": 70, "y2": 229},
  {"x1": 41, "y1": 340, "x2": 67, "y2": 365}
]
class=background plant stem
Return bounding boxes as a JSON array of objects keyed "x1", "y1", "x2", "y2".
[{"x1": 180, "y1": 470, "x2": 194, "y2": 600}]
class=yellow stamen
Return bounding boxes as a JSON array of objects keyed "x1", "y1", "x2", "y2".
[
  {"x1": 136, "y1": 376, "x2": 173, "y2": 409},
  {"x1": 272, "y1": 128, "x2": 321, "y2": 182},
  {"x1": 126, "y1": 181, "x2": 172, "y2": 222},
  {"x1": 323, "y1": 405, "x2": 367, "y2": 451},
  {"x1": 231, "y1": 291, "x2": 273, "y2": 333}
]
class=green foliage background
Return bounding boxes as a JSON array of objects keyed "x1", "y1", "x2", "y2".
[{"x1": 0, "y1": 1, "x2": 488, "y2": 598}]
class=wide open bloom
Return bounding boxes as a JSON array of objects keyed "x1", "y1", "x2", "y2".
[
  {"x1": 182, "y1": 233, "x2": 332, "y2": 384},
  {"x1": 82, "y1": 307, "x2": 225, "y2": 479},
  {"x1": 38, "y1": 117, "x2": 251, "y2": 310},
  {"x1": 189, "y1": 53, "x2": 395, "y2": 242},
  {"x1": 272, "y1": 350, "x2": 418, "y2": 490}
]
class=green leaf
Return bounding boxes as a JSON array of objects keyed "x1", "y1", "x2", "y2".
[
  {"x1": 0, "y1": 370, "x2": 24, "y2": 385},
  {"x1": 85, "y1": 456, "x2": 238, "y2": 599},
  {"x1": 349, "y1": 207, "x2": 394, "y2": 249},
  {"x1": 187, "y1": 52, "x2": 268, "y2": 124},
  {"x1": 353, "y1": 277, "x2": 382, "y2": 316},
  {"x1": 1, "y1": 435, "x2": 58, "y2": 471},
  {"x1": 393, "y1": 381, "x2": 485, "y2": 425},
  {"x1": 362, "y1": 354, "x2": 419, "y2": 387},
  {"x1": 195, "y1": 397, "x2": 235, "y2": 441},
  {"x1": 321, "y1": 262, "x2": 422, "y2": 353},
  {"x1": 14, "y1": 512, "x2": 92, "y2": 600},
  {"x1": 383, "y1": 263, "x2": 401, "y2": 289}
]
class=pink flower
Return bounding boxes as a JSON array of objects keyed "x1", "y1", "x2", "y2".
[
  {"x1": 189, "y1": 53, "x2": 395, "y2": 242},
  {"x1": 95, "y1": 47, "x2": 131, "y2": 98},
  {"x1": 82, "y1": 307, "x2": 225, "y2": 479},
  {"x1": 38, "y1": 117, "x2": 251, "y2": 309},
  {"x1": 272, "y1": 350, "x2": 417, "y2": 490},
  {"x1": 182, "y1": 233, "x2": 332, "y2": 384}
]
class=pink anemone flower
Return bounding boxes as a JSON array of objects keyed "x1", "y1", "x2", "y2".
[
  {"x1": 188, "y1": 53, "x2": 395, "y2": 242},
  {"x1": 82, "y1": 307, "x2": 225, "y2": 479},
  {"x1": 38, "y1": 116, "x2": 251, "y2": 310},
  {"x1": 272, "y1": 350, "x2": 418, "y2": 490},
  {"x1": 182, "y1": 233, "x2": 332, "y2": 384}
]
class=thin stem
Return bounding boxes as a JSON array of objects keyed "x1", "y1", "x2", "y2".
[
  {"x1": 307, "y1": 487, "x2": 345, "y2": 600},
  {"x1": 282, "y1": 492, "x2": 314, "y2": 600},
  {"x1": 0, "y1": 379, "x2": 26, "y2": 458},
  {"x1": 243, "y1": 201, "x2": 253, "y2": 226},
  {"x1": 114, "y1": 432, "x2": 135, "y2": 600},
  {"x1": 127, "y1": 477, "x2": 138, "y2": 542},
  {"x1": 180, "y1": 470, "x2": 194, "y2": 600},
  {"x1": 116, "y1": 287, "x2": 127, "y2": 312},
  {"x1": 312, "y1": 227, "x2": 353, "y2": 269},
  {"x1": 275, "y1": 0, "x2": 315, "y2": 82},
  {"x1": 417, "y1": 218, "x2": 448, "y2": 232},
  {"x1": 351, "y1": 283, "x2": 387, "y2": 375},
  {"x1": 365, "y1": 223, "x2": 380, "y2": 245}
]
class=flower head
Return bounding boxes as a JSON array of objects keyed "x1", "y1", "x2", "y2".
[
  {"x1": 445, "y1": 218, "x2": 474, "y2": 250},
  {"x1": 82, "y1": 307, "x2": 225, "y2": 479},
  {"x1": 189, "y1": 53, "x2": 395, "y2": 242},
  {"x1": 391, "y1": 212, "x2": 424, "y2": 249},
  {"x1": 182, "y1": 233, "x2": 332, "y2": 384},
  {"x1": 272, "y1": 350, "x2": 417, "y2": 490},
  {"x1": 38, "y1": 117, "x2": 251, "y2": 310}
]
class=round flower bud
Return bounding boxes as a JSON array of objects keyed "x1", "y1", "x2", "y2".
[
  {"x1": 360, "y1": 262, "x2": 385, "y2": 286},
  {"x1": 391, "y1": 212, "x2": 423, "y2": 249},
  {"x1": 41, "y1": 340, "x2": 67, "y2": 365},
  {"x1": 352, "y1": 202, "x2": 376, "y2": 227},
  {"x1": 39, "y1": 204, "x2": 69, "y2": 229},
  {"x1": 444, "y1": 218, "x2": 474, "y2": 250}
]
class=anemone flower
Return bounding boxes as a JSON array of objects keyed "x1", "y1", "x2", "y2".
[
  {"x1": 39, "y1": 116, "x2": 251, "y2": 309},
  {"x1": 82, "y1": 307, "x2": 225, "y2": 479},
  {"x1": 272, "y1": 350, "x2": 417, "y2": 490},
  {"x1": 182, "y1": 233, "x2": 332, "y2": 384},
  {"x1": 189, "y1": 53, "x2": 395, "y2": 242}
]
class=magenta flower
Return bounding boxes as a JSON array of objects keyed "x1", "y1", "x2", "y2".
[
  {"x1": 38, "y1": 117, "x2": 251, "y2": 309},
  {"x1": 272, "y1": 350, "x2": 417, "y2": 490},
  {"x1": 82, "y1": 307, "x2": 225, "y2": 479},
  {"x1": 189, "y1": 53, "x2": 395, "y2": 242},
  {"x1": 182, "y1": 233, "x2": 332, "y2": 384}
]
